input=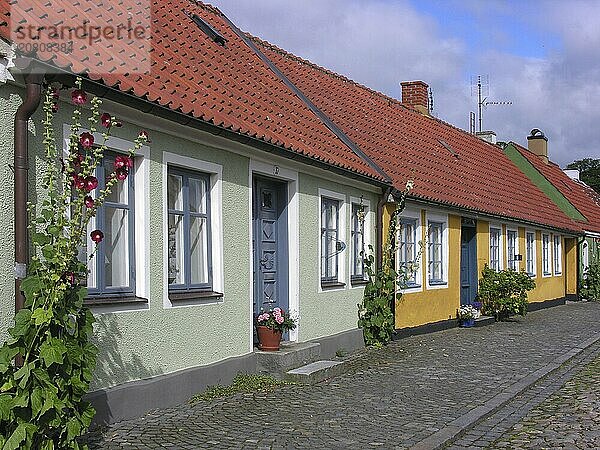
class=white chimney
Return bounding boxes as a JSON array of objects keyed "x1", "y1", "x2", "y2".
[{"x1": 476, "y1": 131, "x2": 497, "y2": 144}]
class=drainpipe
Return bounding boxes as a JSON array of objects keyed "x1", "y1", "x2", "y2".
[
  {"x1": 14, "y1": 70, "x2": 44, "y2": 316},
  {"x1": 576, "y1": 236, "x2": 585, "y2": 301},
  {"x1": 376, "y1": 186, "x2": 393, "y2": 271}
]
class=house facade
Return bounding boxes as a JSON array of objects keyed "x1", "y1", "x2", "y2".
[{"x1": 0, "y1": 0, "x2": 594, "y2": 424}]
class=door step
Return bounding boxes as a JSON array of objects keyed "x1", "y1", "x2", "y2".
[
  {"x1": 475, "y1": 315, "x2": 495, "y2": 327},
  {"x1": 255, "y1": 341, "x2": 321, "y2": 377},
  {"x1": 285, "y1": 360, "x2": 345, "y2": 384}
]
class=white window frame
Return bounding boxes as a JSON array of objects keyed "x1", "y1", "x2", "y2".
[
  {"x1": 553, "y1": 234, "x2": 562, "y2": 275},
  {"x1": 162, "y1": 152, "x2": 223, "y2": 308},
  {"x1": 506, "y1": 227, "x2": 519, "y2": 271},
  {"x1": 489, "y1": 224, "x2": 503, "y2": 272},
  {"x1": 62, "y1": 125, "x2": 150, "y2": 313},
  {"x1": 542, "y1": 233, "x2": 551, "y2": 277},
  {"x1": 426, "y1": 211, "x2": 449, "y2": 290},
  {"x1": 397, "y1": 208, "x2": 423, "y2": 293},
  {"x1": 525, "y1": 230, "x2": 537, "y2": 277},
  {"x1": 318, "y1": 189, "x2": 347, "y2": 291},
  {"x1": 349, "y1": 197, "x2": 372, "y2": 288}
]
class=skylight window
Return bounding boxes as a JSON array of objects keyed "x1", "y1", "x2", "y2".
[{"x1": 190, "y1": 13, "x2": 227, "y2": 46}]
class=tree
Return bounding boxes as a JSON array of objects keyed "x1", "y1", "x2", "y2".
[{"x1": 566, "y1": 158, "x2": 600, "y2": 193}]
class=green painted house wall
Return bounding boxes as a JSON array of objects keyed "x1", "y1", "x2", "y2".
[{"x1": 0, "y1": 81, "x2": 377, "y2": 392}]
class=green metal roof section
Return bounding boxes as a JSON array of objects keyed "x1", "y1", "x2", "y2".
[{"x1": 503, "y1": 143, "x2": 588, "y2": 222}]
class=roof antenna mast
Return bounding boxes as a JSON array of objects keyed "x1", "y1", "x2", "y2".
[{"x1": 470, "y1": 75, "x2": 512, "y2": 132}]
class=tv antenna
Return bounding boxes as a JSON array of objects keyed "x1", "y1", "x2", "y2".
[{"x1": 470, "y1": 75, "x2": 512, "y2": 132}]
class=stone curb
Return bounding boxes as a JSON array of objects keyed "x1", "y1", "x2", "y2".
[{"x1": 409, "y1": 332, "x2": 600, "y2": 450}]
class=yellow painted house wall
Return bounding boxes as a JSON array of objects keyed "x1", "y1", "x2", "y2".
[
  {"x1": 395, "y1": 212, "x2": 461, "y2": 328},
  {"x1": 525, "y1": 230, "x2": 565, "y2": 303}
]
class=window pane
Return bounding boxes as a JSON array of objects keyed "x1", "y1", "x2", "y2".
[
  {"x1": 189, "y1": 177, "x2": 207, "y2": 214},
  {"x1": 326, "y1": 201, "x2": 337, "y2": 229},
  {"x1": 168, "y1": 213, "x2": 185, "y2": 284},
  {"x1": 104, "y1": 207, "x2": 130, "y2": 288},
  {"x1": 190, "y1": 216, "x2": 209, "y2": 284},
  {"x1": 168, "y1": 174, "x2": 183, "y2": 211},
  {"x1": 105, "y1": 157, "x2": 128, "y2": 204}
]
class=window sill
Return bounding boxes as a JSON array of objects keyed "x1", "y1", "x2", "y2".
[
  {"x1": 350, "y1": 277, "x2": 368, "y2": 286},
  {"x1": 321, "y1": 281, "x2": 346, "y2": 289},
  {"x1": 84, "y1": 295, "x2": 148, "y2": 307},
  {"x1": 428, "y1": 281, "x2": 447, "y2": 286},
  {"x1": 169, "y1": 290, "x2": 223, "y2": 304},
  {"x1": 404, "y1": 283, "x2": 422, "y2": 289}
]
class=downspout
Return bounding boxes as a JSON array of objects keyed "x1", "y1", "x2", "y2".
[
  {"x1": 576, "y1": 236, "x2": 586, "y2": 300},
  {"x1": 14, "y1": 70, "x2": 44, "y2": 315}
]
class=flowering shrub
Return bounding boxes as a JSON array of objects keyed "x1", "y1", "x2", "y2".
[
  {"x1": 457, "y1": 305, "x2": 481, "y2": 320},
  {"x1": 477, "y1": 265, "x2": 536, "y2": 321},
  {"x1": 256, "y1": 308, "x2": 297, "y2": 333},
  {"x1": 0, "y1": 77, "x2": 147, "y2": 449},
  {"x1": 581, "y1": 260, "x2": 600, "y2": 302}
]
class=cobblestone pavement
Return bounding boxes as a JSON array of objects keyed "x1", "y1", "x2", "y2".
[
  {"x1": 86, "y1": 302, "x2": 600, "y2": 449},
  {"x1": 488, "y1": 343, "x2": 600, "y2": 449}
]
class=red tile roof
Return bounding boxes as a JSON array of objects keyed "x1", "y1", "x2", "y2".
[
  {"x1": 0, "y1": 0, "x2": 385, "y2": 182},
  {"x1": 514, "y1": 145, "x2": 600, "y2": 233},
  {"x1": 253, "y1": 38, "x2": 580, "y2": 232}
]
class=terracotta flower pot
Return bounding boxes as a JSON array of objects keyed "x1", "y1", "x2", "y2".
[{"x1": 256, "y1": 326, "x2": 282, "y2": 351}]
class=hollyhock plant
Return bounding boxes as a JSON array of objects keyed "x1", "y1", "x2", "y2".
[
  {"x1": 0, "y1": 76, "x2": 152, "y2": 448},
  {"x1": 114, "y1": 154, "x2": 133, "y2": 169},
  {"x1": 84, "y1": 176, "x2": 98, "y2": 192},
  {"x1": 84, "y1": 195, "x2": 94, "y2": 208},
  {"x1": 90, "y1": 229, "x2": 104, "y2": 243},
  {"x1": 79, "y1": 132, "x2": 94, "y2": 149},
  {"x1": 256, "y1": 307, "x2": 297, "y2": 333},
  {"x1": 71, "y1": 88, "x2": 87, "y2": 105},
  {"x1": 100, "y1": 112, "x2": 112, "y2": 129}
]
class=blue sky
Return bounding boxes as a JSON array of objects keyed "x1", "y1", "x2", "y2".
[{"x1": 212, "y1": 0, "x2": 600, "y2": 166}]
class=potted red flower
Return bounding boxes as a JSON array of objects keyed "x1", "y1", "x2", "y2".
[{"x1": 255, "y1": 308, "x2": 297, "y2": 351}]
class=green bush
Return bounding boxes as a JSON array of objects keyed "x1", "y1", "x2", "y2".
[
  {"x1": 477, "y1": 265, "x2": 536, "y2": 321},
  {"x1": 581, "y1": 261, "x2": 600, "y2": 301}
]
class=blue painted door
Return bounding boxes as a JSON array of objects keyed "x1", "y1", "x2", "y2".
[
  {"x1": 253, "y1": 177, "x2": 288, "y2": 320},
  {"x1": 460, "y1": 224, "x2": 478, "y2": 305}
]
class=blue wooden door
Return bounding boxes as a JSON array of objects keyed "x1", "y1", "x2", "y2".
[
  {"x1": 253, "y1": 177, "x2": 288, "y2": 319},
  {"x1": 460, "y1": 224, "x2": 478, "y2": 305}
]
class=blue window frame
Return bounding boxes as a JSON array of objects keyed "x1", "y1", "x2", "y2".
[
  {"x1": 88, "y1": 152, "x2": 135, "y2": 296},
  {"x1": 399, "y1": 219, "x2": 419, "y2": 286},
  {"x1": 526, "y1": 231, "x2": 536, "y2": 276},
  {"x1": 490, "y1": 227, "x2": 501, "y2": 272},
  {"x1": 321, "y1": 197, "x2": 339, "y2": 283},
  {"x1": 167, "y1": 167, "x2": 213, "y2": 291},
  {"x1": 542, "y1": 233, "x2": 551, "y2": 275},
  {"x1": 351, "y1": 203, "x2": 366, "y2": 281},
  {"x1": 553, "y1": 235, "x2": 562, "y2": 275},
  {"x1": 428, "y1": 221, "x2": 444, "y2": 284},
  {"x1": 507, "y1": 230, "x2": 518, "y2": 271}
]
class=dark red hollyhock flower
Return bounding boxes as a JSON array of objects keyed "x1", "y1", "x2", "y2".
[
  {"x1": 100, "y1": 113, "x2": 112, "y2": 129},
  {"x1": 72, "y1": 175, "x2": 86, "y2": 190},
  {"x1": 115, "y1": 121, "x2": 123, "y2": 128},
  {"x1": 63, "y1": 271, "x2": 75, "y2": 285},
  {"x1": 72, "y1": 152, "x2": 84, "y2": 168},
  {"x1": 84, "y1": 195, "x2": 95, "y2": 208},
  {"x1": 52, "y1": 87, "x2": 60, "y2": 99},
  {"x1": 51, "y1": 103, "x2": 59, "y2": 113},
  {"x1": 114, "y1": 155, "x2": 133, "y2": 169},
  {"x1": 138, "y1": 130, "x2": 149, "y2": 140},
  {"x1": 79, "y1": 132, "x2": 94, "y2": 149},
  {"x1": 71, "y1": 89, "x2": 87, "y2": 105},
  {"x1": 90, "y1": 229, "x2": 104, "y2": 244},
  {"x1": 115, "y1": 168, "x2": 128, "y2": 181},
  {"x1": 84, "y1": 176, "x2": 98, "y2": 192}
]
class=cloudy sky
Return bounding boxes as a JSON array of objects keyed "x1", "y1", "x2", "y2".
[{"x1": 212, "y1": 0, "x2": 600, "y2": 167}]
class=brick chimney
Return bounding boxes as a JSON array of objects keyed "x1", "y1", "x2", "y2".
[
  {"x1": 527, "y1": 128, "x2": 548, "y2": 164},
  {"x1": 401, "y1": 81, "x2": 429, "y2": 115}
]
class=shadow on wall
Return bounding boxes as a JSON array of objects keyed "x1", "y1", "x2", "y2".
[{"x1": 87, "y1": 313, "x2": 163, "y2": 425}]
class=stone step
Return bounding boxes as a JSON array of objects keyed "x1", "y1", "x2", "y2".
[
  {"x1": 255, "y1": 341, "x2": 321, "y2": 377},
  {"x1": 285, "y1": 360, "x2": 345, "y2": 384},
  {"x1": 475, "y1": 315, "x2": 495, "y2": 327}
]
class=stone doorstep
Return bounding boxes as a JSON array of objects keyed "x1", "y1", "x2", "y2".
[
  {"x1": 475, "y1": 315, "x2": 495, "y2": 327},
  {"x1": 254, "y1": 341, "x2": 321, "y2": 378},
  {"x1": 285, "y1": 360, "x2": 345, "y2": 384}
]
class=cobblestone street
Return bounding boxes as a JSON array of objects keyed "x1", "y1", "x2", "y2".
[{"x1": 87, "y1": 302, "x2": 600, "y2": 449}]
